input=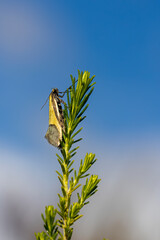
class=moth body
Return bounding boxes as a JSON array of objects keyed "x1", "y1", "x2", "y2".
[{"x1": 45, "y1": 89, "x2": 65, "y2": 148}]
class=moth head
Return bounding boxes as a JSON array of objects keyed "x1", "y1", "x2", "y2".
[{"x1": 52, "y1": 88, "x2": 59, "y2": 94}]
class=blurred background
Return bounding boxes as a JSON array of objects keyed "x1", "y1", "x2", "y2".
[{"x1": 0, "y1": 0, "x2": 160, "y2": 239}]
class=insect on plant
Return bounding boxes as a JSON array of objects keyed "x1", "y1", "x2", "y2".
[
  {"x1": 41, "y1": 82, "x2": 77, "y2": 148},
  {"x1": 36, "y1": 71, "x2": 103, "y2": 240}
]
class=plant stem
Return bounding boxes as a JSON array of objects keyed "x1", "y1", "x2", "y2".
[
  {"x1": 63, "y1": 173, "x2": 68, "y2": 240},
  {"x1": 62, "y1": 139, "x2": 70, "y2": 240}
]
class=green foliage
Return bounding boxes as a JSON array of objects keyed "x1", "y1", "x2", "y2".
[
  {"x1": 35, "y1": 71, "x2": 101, "y2": 240},
  {"x1": 35, "y1": 206, "x2": 59, "y2": 240}
]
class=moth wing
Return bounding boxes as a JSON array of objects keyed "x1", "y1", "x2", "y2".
[
  {"x1": 51, "y1": 93, "x2": 61, "y2": 123},
  {"x1": 45, "y1": 125, "x2": 60, "y2": 147},
  {"x1": 51, "y1": 93, "x2": 64, "y2": 130}
]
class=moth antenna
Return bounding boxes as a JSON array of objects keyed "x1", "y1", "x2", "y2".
[
  {"x1": 59, "y1": 79, "x2": 78, "y2": 95},
  {"x1": 40, "y1": 95, "x2": 49, "y2": 110}
]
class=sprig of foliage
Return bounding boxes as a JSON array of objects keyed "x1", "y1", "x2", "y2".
[
  {"x1": 35, "y1": 206, "x2": 60, "y2": 240},
  {"x1": 35, "y1": 71, "x2": 101, "y2": 240}
]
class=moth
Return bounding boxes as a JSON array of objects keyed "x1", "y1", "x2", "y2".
[
  {"x1": 44, "y1": 88, "x2": 66, "y2": 148},
  {"x1": 42, "y1": 81, "x2": 78, "y2": 148}
]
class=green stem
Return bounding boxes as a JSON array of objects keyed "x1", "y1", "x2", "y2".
[{"x1": 62, "y1": 140, "x2": 70, "y2": 240}]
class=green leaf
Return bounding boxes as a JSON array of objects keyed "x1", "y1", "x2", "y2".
[
  {"x1": 68, "y1": 160, "x2": 74, "y2": 169},
  {"x1": 72, "y1": 138, "x2": 82, "y2": 144},
  {"x1": 56, "y1": 171, "x2": 63, "y2": 180},
  {"x1": 71, "y1": 127, "x2": 83, "y2": 139},
  {"x1": 72, "y1": 184, "x2": 81, "y2": 192}
]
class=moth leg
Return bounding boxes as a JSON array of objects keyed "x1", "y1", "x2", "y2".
[
  {"x1": 59, "y1": 97, "x2": 70, "y2": 109},
  {"x1": 57, "y1": 96, "x2": 66, "y2": 106},
  {"x1": 58, "y1": 92, "x2": 66, "y2": 98}
]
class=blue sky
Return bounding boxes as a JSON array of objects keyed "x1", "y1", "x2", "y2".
[
  {"x1": 1, "y1": 1, "x2": 160, "y2": 240},
  {"x1": 0, "y1": 0, "x2": 160, "y2": 153}
]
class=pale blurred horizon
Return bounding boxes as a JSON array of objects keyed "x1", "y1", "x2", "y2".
[{"x1": 1, "y1": 132, "x2": 160, "y2": 240}]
